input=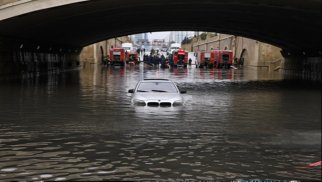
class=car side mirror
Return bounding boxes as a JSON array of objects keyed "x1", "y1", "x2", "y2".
[
  {"x1": 180, "y1": 90, "x2": 187, "y2": 94},
  {"x1": 128, "y1": 89, "x2": 134, "y2": 93}
]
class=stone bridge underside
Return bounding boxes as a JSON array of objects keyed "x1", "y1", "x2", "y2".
[{"x1": 0, "y1": 0, "x2": 321, "y2": 56}]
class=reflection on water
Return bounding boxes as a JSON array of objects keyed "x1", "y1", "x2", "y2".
[
  {"x1": 133, "y1": 106, "x2": 185, "y2": 119},
  {"x1": 0, "y1": 64, "x2": 320, "y2": 181}
]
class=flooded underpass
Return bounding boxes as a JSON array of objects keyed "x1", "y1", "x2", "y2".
[{"x1": 0, "y1": 64, "x2": 321, "y2": 181}]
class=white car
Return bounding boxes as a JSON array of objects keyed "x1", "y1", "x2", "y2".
[{"x1": 128, "y1": 79, "x2": 186, "y2": 107}]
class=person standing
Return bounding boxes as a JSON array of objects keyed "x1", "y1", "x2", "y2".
[
  {"x1": 137, "y1": 48, "x2": 141, "y2": 56},
  {"x1": 137, "y1": 48, "x2": 141, "y2": 61}
]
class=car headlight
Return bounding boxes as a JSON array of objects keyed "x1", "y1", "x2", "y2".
[
  {"x1": 173, "y1": 100, "x2": 183, "y2": 106},
  {"x1": 133, "y1": 99, "x2": 146, "y2": 106}
]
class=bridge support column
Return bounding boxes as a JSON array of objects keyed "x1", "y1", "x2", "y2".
[
  {"x1": 0, "y1": 36, "x2": 81, "y2": 77},
  {"x1": 281, "y1": 50, "x2": 321, "y2": 81}
]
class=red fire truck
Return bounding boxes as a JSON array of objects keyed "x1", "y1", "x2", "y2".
[
  {"x1": 196, "y1": 51, "x2": 211, "y2": 68},
  {"x1": 109, "y1": 48, "x2": 125, "y2": 66},
  {"x1": 126, "y1": 50, "x2": 138, "y2": 64},
  {"x1": 210, "y1": 50, "x2": 233, "y2": 68},
  {"x1": 209, "y1": 50, "x2": 220, "y2": 68},
  {"x1": 170, "y1": 49, "x2": 188, "y2": 67},
  {"x1": 219, "y1": 50, "x2": 233, "y2": 68}
]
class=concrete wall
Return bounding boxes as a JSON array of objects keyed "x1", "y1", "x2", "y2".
[
  {"x1": 192, "y1": 34, "x2": 235, "y2": 52},
  {"x1": 182, "y1": 33, "x2": 321, "y2": 81},
  {"x1": 283, "y1": 56, "x2": 321, "y2": 81},
  {"x1": 184, "y1": 33, "x2": 284, "y2": 68},
  {"x1": 235, "y1": 37, "x2": 260, "y2": 67},
  {"x1": 0, "y1": 50, "x2": 79, "y2": 76},
  {"x1": 0, "y1": 36, "x2": 80, "y2": 76}
]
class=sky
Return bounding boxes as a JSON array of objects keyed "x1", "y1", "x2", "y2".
[
  {"x1": 148, "y1": 31, "x2": 195, "y2": 41},
  {"x1": 148, "y1": 31, "x2": 170, "y2": 40}
]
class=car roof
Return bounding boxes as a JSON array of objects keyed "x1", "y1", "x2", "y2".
[
  {"x1": 143, "y1": 79, "x2": 168, "y2": 80},
  {"x1": 140, "y1": 79, "x2": 172, "y2": 83}
]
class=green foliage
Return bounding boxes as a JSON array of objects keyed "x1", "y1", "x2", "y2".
[
  {"x1": 181, "y1": 37, "x2": 193, "y2": 44},
  {"x1": 200, "y1": 33, "x2": 207, "y2": 40}
]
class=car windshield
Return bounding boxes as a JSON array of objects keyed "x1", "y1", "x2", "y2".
[{"x1": 137, "y1": 82, "x2": 178, "y2": 93}]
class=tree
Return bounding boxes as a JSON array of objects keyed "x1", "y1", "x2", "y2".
[
  {"x1": 181, "y1": 37, "x2": 193, "y2": 44},
  {"x1": 200, "y1": 32, "x2": 207, "y2": 40}
]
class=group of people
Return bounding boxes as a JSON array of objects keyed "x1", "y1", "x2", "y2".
[
  {"x1": 136, "y1": 48, "x2": 146, "y2": 56},
  {"x1": 143, "y1": 53, "x2": 167, "y2": 67}
]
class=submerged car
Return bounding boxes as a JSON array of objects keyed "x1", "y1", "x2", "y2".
[{"x1": 128, "y1": 79, "x2": 186, "y2": 107}]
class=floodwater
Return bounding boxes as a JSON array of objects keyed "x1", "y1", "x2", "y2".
[{"x1": 0, "y1": 63, "x2": 321, "y2": 181}]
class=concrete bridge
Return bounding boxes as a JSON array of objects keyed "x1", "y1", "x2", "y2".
[{"x1": 0, "y1": 0, "x2": 321, "y2": 79}]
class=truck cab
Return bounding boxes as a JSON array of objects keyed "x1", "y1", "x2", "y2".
[
  {"x1": 170, "y1": 49, "x2": 188, "y2": 68},
  {"x1": 208, "y1": 49, "x2": 233, "y2": 68},
  {"x1": 196, "y1": 51, "x2": 210, "y2": 68},
  {"x1": 110, "y1": 48, "x2": 125, "y2": 66},
  {"x1": 167, "y1": 43, "x2": 181, "y2": 55}
]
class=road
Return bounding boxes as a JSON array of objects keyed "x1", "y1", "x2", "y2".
[{"x1": 0, "y1": 64, "x2": 321, "y2": 181}]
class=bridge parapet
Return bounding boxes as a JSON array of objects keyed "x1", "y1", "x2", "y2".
[
  {"x1": 0, "y1": 0, "x2": 22, "y2": 6},
  {"x1": 0, "y1": 0, "x2": 86, "y2": 21}
]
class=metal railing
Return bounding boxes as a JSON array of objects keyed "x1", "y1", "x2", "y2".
[
  {"x1": 254, "y1": 58, "x2": 283, "y2": 71},
  {"x1": 268, "y1": 58, "x2": 283, "y2": 71}
]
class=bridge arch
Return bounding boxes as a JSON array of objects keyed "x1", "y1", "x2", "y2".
[
  {"x1": 240, "y1": 48, "x2": 248, "y2": 66},
  {"x1": 0, "y1": 0, "x2": 321, "y2": 55}
]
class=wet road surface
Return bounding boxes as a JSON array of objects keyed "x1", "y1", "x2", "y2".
[{"x1": 0, "y1": 64, "x2": 321, "y2": 181}]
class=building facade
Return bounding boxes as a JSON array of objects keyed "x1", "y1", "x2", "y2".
[
  {"x1": 168, "y1": 31, "x2": 193, "y2": 44},
  {"x1": 132, "y1": 33, "x2": 149, "y2": 49}
]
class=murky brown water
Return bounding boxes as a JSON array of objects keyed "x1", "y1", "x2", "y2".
[{"x1": 0, "y1": 64, "x2": 321, "y2": 181}]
